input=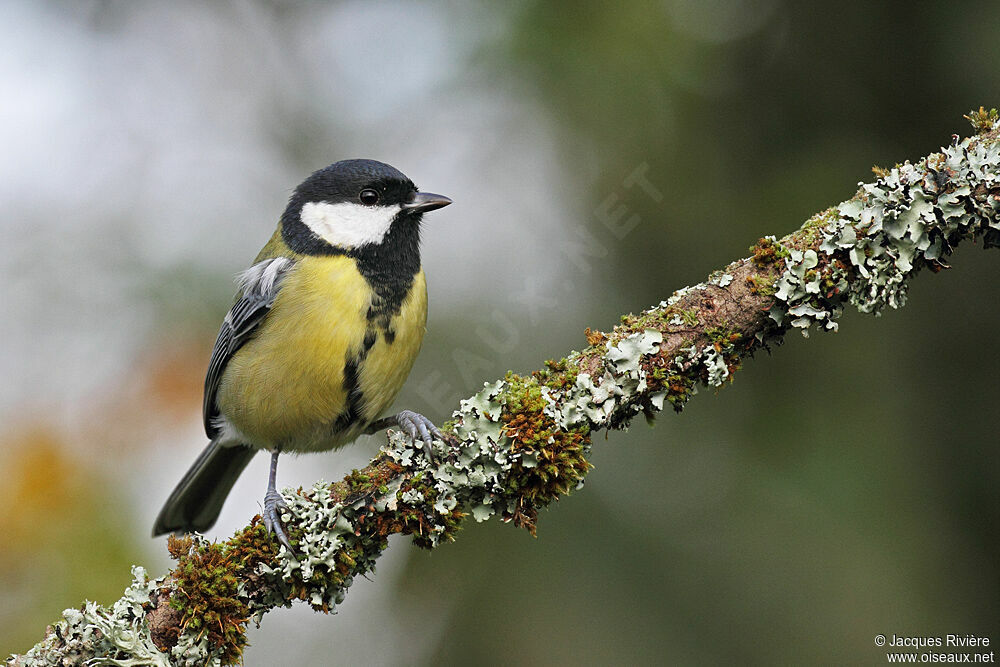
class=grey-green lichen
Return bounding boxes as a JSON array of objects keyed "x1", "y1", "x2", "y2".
[
  {"x1": 771, "y1": 247, "x2": 846, "y2": 335},
  {"x1": 388, "y1": 379, "x2": 512, "y2": 525},
  {"x1": 10, "y1": 567, "x2": 177, "y2": 667},
  {"x1": 770, "y1": 123, "x2": 1000, "y2": 336},
  {"x1": 383, "y1": 372, "x2": 595, "y2": 535},
  {"x1": 10, "y1": 115, "x2": 999, "y2": 667},
  {"x1": 258, "y1": 482, "x2": 385, "y2": 612}
]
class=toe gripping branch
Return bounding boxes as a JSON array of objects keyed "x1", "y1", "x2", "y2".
[
  {"x1": 366, "y1": 410, "x2": 448, "y2": 461},
  {"x1": 263, "y1": 449, "x2": 293, "y2": 554},
  {"x1": 264, "y1": 411, "x2": 451, "y2": 554}
]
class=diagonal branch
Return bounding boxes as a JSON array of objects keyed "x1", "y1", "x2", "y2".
[{"x1": 9, "y1": 111, "x2": 1000, "y2": 667}]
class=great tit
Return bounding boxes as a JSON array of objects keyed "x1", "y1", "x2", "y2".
[{"x1": 153, "y1": 159, "x2": 451, "y2": 550}]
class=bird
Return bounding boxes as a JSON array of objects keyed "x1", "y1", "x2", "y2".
[{"x1": 153, "y1": 159, "x2": 451, "y2": 551}]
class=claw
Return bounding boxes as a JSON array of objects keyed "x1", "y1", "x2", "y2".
[
  {"x1": 264, "y1": 488, "x2": 293, "y2": 553},
  {"x1": 365, "y1": 410, "x2": 454, "y2": 463},
  {"x1": 396, "y1": 410, "x2": 442, "y2": 462},
  {"x1": 263, "y1": 449, "x2": 295, "y2": 556}
]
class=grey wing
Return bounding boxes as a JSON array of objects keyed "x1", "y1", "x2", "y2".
[{"x1": 202, "y1": 256, "x2": 295, "y2": 438}]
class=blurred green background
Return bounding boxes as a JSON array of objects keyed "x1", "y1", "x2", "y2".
[{"x1": 2, "y1": 1, "x2": 997, "y2": 664}]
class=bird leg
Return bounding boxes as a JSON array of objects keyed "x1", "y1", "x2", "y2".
[
  {"x1": 366, "y1": 410, "x2": 445, "y2": 461},
  {"x1": 263, "y1": 448, "x2": 293, "y2": 553}
]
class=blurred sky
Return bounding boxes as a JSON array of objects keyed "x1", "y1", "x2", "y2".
[{"x1": 2, "y1": 1, "x2": 998, "y2": 664}]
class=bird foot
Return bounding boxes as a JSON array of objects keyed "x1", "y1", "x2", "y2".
[
  {"x1": 263, "y1": 488, "x2": 293, "y2": 553},
  {"x1": 395, "y1": 410, "x2": 446, "y2": 462}
]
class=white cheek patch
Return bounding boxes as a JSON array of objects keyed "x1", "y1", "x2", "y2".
[{"x1": 300, "y1": 201, "x2": 401, "y2": 249}]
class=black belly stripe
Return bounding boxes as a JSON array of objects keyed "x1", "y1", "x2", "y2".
[
  {"x1": 334, "y1": 329, "x2": 378, "y2": 431},
  {"x1": 366, "y1": 280, "x2": 410, "y2": 330},
  {"x1": 365, "y1": 278, "x2": 407, "y2": 347},
  {"x1": 333, "y1": 270, "x2": 416, "y2": 433}
]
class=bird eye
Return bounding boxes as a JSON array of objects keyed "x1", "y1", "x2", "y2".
[{"x1": 359, "y1": 188, "x2": 380, "y2": 206}]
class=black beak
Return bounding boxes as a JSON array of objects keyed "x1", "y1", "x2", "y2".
[{"x1": 402, "y1": 192, "x2": 452, "y2": 213}]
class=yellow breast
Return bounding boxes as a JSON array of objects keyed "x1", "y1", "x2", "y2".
[{"x1": 215, "y1": 255, "x2": 427, "y2": 452}]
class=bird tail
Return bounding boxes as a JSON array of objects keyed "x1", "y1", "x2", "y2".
[{"x1": 152, "y1": 439, "x2": 256, "y2": 537}]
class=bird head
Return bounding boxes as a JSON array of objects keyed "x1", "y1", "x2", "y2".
[{"x1": 280, "y1": 159, "x2": 451, "y2": 255}]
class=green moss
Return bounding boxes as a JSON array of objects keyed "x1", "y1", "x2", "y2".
[
  {"x1": 665, "y1": 372, "x2": 696, "y2": 411},
  {"x1": 965, "y1": 106, "x2": 999, "y2": 134},
  {"x1": 745, "y1": 273, "x2": 777, "y2": 295},
  {"x1": 166, "y1": 523, "x2": 279, "y2": 664},
  {"x1": 347, "y1": 471, "x2": 370, "y2": 487},
  {"x1": 498, "y1": 373, "x2": 593, "y2": 535},
  {"x1": 793, "y1": 207, "x2": 840, "y2": 248},
  {"x1": 283, "y1": 539, "x2": 379, "y2": 611},
  {"x1": 678, "y1": 309, "x2": 699, "y2": 326},
  {"x1": 394, "y1": 473, "x2": 466, "y2": 549},
  {"x1": 328, "y1": 456, "x2": 405, "y2": 503},
  {"x1": 820, "y1": 273, "x2": 842, "y2": 299},
  {"x1": 532, "y1": 356, "x2": 579, "y2": 393},
  {"x1": 750, "y1": 235, "x2": 790, "y2": 268},
  {"x1": 871, "y1": 165, "x2": 891, "y2": 180},
  {"x1": 705, "y1": 325, "x2": 741, "y2": 346},
  {"x1": 637, "y1": 342, "x2": 696, "y2": 412}
]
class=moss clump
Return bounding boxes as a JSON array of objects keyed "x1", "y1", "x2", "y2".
[
  {"x1": 745, "y1": 273, "x2": 777, "y2": 295},
  {"x1": 532, "y1": 357, "x2": 579, "y2": 393},
  {"x1": 500, "y1": 373, "x2": 593, "y2": 535},
  {"x1": 327, "y1": 455, "x2": 405, "y2": 504},
  {"x1": 645, "y1": 355, "x2": 696, "y2": 412},
  {"x1": 584, "y1": 327, "x2": 607, "y2": 347},
  {"x1": 676, "y1": 309, "x2": 699, "y2": 326},
  {"x1": 872, "y1": 165, "x2": 891, "y2": 180},
  {"x1": 169, "y1": 539, "x2": 247, "y2": 661},
  {"x1": 750, "y1": 236, "x2": 790, "y2": 268},
  {"x1": 347, "y1": 470, "x2": 370, "y2": 487},
  {"x1": 820, "y1": 261, "x2": 849, "y2": 299},
  {"x1": 705, "y1": 324, "x2": 745, "y2": 379},
  {"x1": 286, "y1": 537, "x2": 382, "y2": 612},
  {"x1": 965, "y1": 106, "x2": 999, "y2": 134},
  {"x1": 269, "y1": 491, "x2": 390, "y2": 612},
  {"x1": 394, "y1": 473, "x2": 466, "y2": 549},
  {"x1": 705, "y1": 325, "x2": 741, "y2": 347},
  {"x1": 165, "y1": 523, "x2": 278, "y2": 664},
  {"x1": 792, "y1": 208, "x2": 840, "y2": 248},
  {"x1": 665, "y1": 373, "x2": 696, "y2": 410}
]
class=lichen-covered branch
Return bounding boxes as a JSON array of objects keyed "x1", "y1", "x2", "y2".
[{"x1": 10, "y1": 111, "x2": 1000, "y2": 667}]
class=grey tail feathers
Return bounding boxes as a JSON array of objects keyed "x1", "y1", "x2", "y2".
[{"x1": 152, "y1": 439, "x2": 256, "y2": 537}]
